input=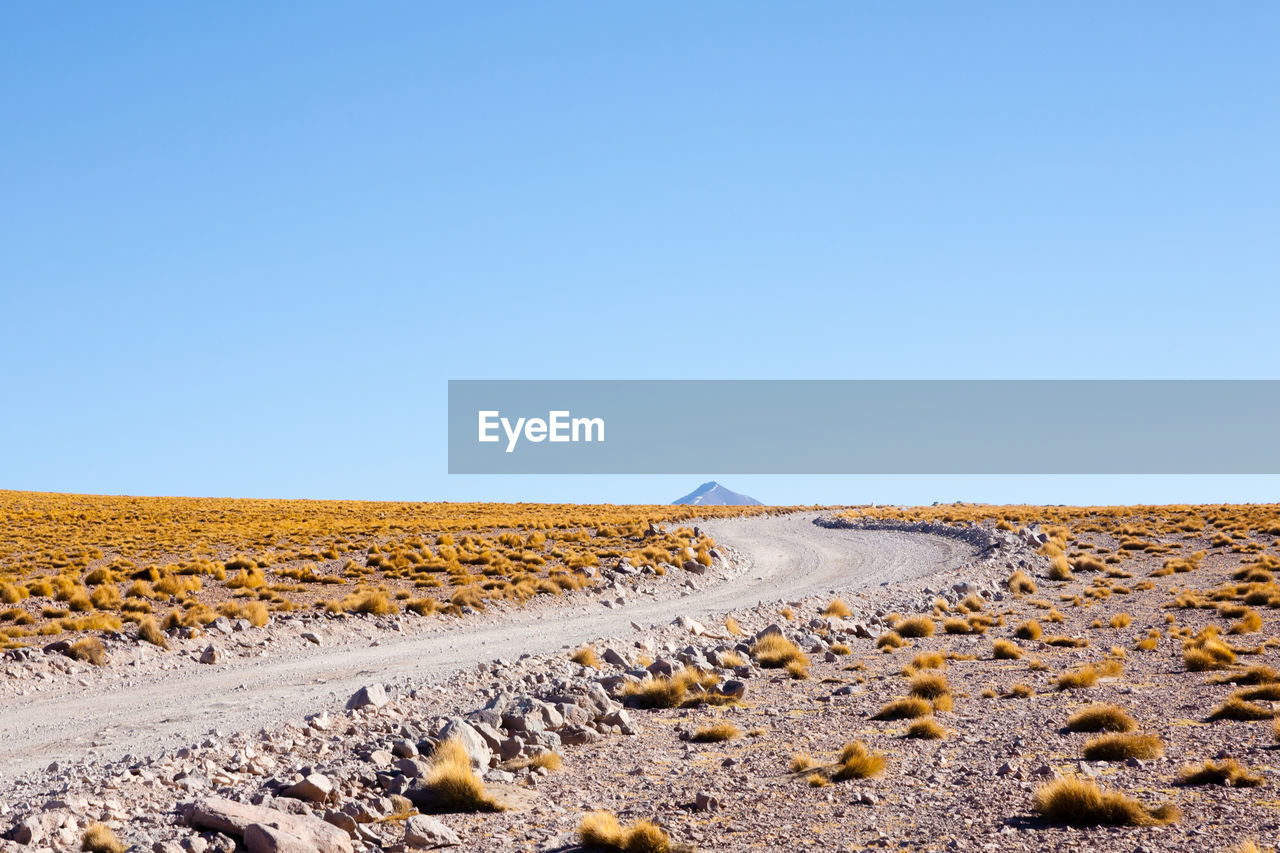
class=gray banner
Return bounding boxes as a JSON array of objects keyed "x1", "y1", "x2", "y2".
[{"x1": 447, "y1": 380, "x2": 1280, "y2": 474}]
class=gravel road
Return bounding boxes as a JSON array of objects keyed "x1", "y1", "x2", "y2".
[{"x1": 0, "y1": 513, "x2": 978, "y2": 778}]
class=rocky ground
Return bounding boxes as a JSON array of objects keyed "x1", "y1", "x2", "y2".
[{"x1": 2, "y1": 514, "x2": 1277, "y2": 853}]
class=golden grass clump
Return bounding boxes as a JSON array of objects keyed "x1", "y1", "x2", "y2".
[
  {"x1": 1065, "y1": 704, "x2": 1137, "y2": 733},
  {"x1": 420, "y1": 736, "x2": 503, "y2": 812},
  {"x1": 577, "y1": 811, "x2": 671, "y2": 853},
  {"x1": 1008, "y1": 570, "x2": 1037, "y2": 595},
  {"x1": 1207, "y1": 695, "x2": 1275, "y2": 722},
  {"x1": 690, "y1": 722, "x2": 741, "y2": 743},
  {"x1": 832, "y1": 741, "x2": 887, "y2": 780},
  {"x1": 1109, "y1": 613, "x2": 1132, "y2": 628},
  {"x1": 1048, "y1": 555, "x2": 1074, "y2": 581},
  {"x1": 992, "y1": 639, "x2": 1023, "y2": 660},
  {"x1": 622, "y1": 667, "x2": 718, "y2": 709},
  {"x1": 503, "y1": 751, "x2": 563, "y2": 772},
  {"x1": 81, "y1": 823, "x2": 126, "y2": 853},
  {"x1": 1055, "y1": 665, "x2": 1099, "y2": 691},
  {"x1": 1177, "y1": 758, "x2": 1265, "y2": 787},
  {"x1": 823, "y1": 598, "x2": 852, "y2": 618},
  {"x1": 785, "y1": 659, "x2": 809, "y2": 680},
  {"x1": 1006, "y1": 683, "x2": 1034, "y2": 699},
  {"x1": 1229, "y1": 609, "x2": 1264, "y2": 634},
  {"x1": 1014, "y1": 620, "x2": 1043, "y2": 640},
  {"x1": 1081, "y1": 732, "x2": 1164, "y2": 761},
  {"x1": 571, "y1": 646, "x2": 601, "y2": 668},
  {"x1": 789, "y1": 753, "x2": 816, "y2": 773},
  {"x1": 67, "y1": 637, "x2": 107, "y2": 666},
  {"x1": 874, "y1": 697, "x2": 933, "y2": 720},
  {"x1": 750, "y1": 634, "x2": 806, "y2": 668},
  {"x1": 136, "y1": 615, "x2": 169, "y2": 649},
  {"x1": 908, "y1": 672, "x2": 951, "y2": 701},
  {"x1": 892, "y1": 615, "x2": 935, "y2": 638},
  {"x1": 876, "y1": 631, "x2": 906, "y2": 651},
  {"x1": 1033, "y1": 776, "x2": 1179, "y2": 826},
  {"x1": 905, "y1": 651, "x2": 945, "y2": 673},
  {"x1": 905, "y1": 717, "x2": 947, "y2": 739}
]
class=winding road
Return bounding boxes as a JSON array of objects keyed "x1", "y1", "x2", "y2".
[{"x1": 0, "y1": 513, "x2": 979, "y2": 778}]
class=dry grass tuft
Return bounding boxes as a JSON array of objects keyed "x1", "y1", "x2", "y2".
[
  {"x1": 750, "y1": 634, "x2": 806, "y2": 668},
  {"x1": 1207, "y1": 695, "x2": 1275, "y2": 722},
  {"x1": 1065, "y1": 704, "x2": 1137, "y2": 733},
  {"x1": 788, "y1": 753, "x2": 816, "y2": 773},
  {"x1": 1055, "y1": 665, "x2": 1099, "y2": 691},
  {"x1": 81, "y1": 823, "x2": 125, "y2": 853},
  {"x1": 1033, "y1": 776, "x2": 1179, "y2": 826},
  {"x1": 1081, "y1": 732, "x2": 1164, "y2": 761},
  {"x1": 823, "y1": 598, "x2": 852, "y2": 618},
  {"x1": 1015, "y1": 620, "x2": 1043, "y2": 640},
  {"x1": 136, "y1": 615, "x2": 168, "y2": 649},
  {"x1": 832, "y1": 741, "x2": 887, "y2": 780},
  {"x1": 67, "y1": 637, "x2": 106, "y2": 666},
  {"x1": 578, "y1": 811, "x2": 671, "y2": 853},
  {"x1": 905, "y1": 718, "x2": 947, "y2": 739},
  {"x1": 893, "y1": 616, "x2": 935, "y2": 638},
  {"x1": 420, "y1": 736, "x2": 504, "y2": 812},
  {"x1": 876, "y1": 631, "x2": 906, "y2": 650},
  {"x1": 503, "y1": 751, "x2": 562, "y2": 772},
  {"x1": 691, "y1": 722, "x2": 741, "y2": 743},
  {"x1": 874, "y1": 697, "x2": 933, "y2": 720},
  {"x1": 571, "y1": 646, "x2": 601, "y2": 668},
  {"x1": 1177, "y1": 758, "x2": 1265, "y2": 787},
  {"x1": 992, "y1": 639, "x2": 1023, "y2": 660},
  {"x1": 622, "y1": 667, "x2": 718, "y2": 709},
  {"x1": 908, "y1": 672, "x2": 951, "y2": 700},
  {"x1": 1008, "y1": 570, "x2": 1037, "y2": 595}
]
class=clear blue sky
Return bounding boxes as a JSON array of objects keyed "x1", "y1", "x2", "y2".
[{"x1": 2, "y1": 3, "x2": 1278, "y2": 505}]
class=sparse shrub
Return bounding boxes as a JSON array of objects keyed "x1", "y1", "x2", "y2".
[
  {"x1": 1066, "y1": 704, "x2": 1136, "y2": 733},
  {"x1": 1033, "y1": 776, "x2": 1179, "y2": 826},
  {"x1": 906, "y1": 718, "x2": 947, "y2": 739},
  {"x1": 893, "y1": 616, "x2": 935, "y2": 638},
  {"x1": 571, "y1": 647, "x2": 600, "y2": 668},
  {"x1": 419, "y1": 736, "x2": 503, "y2": 812},
  {"x1": 1177, "y1": 758, "x2": 1265, "y2": 787},
  {"x1": 823, "y1": 599, "x2": 851, "y2": 618},
  {"x1": 81, "y1": 823, "x2": 125, "y2": 853},
  {"x1": 874, "y1": 697, "x2": 933, "y2": 720},
  {"x1": 993, "y1": 639, "x2": 1023, "y2": 660},
  {"x1": 1015, "y1": 620, "x2": 1043, "y2": 640},
  {"x1": 690, "y1": 722, "x2": 741, "y2": 742},
  {"x1": 577, "y1": 811, "x2": 671, "y2": 853},
  {"x1": 832, "y1": 741, "x2": 886, "y2": 780},
  {"x1": 751, "y1": 634, "x2": 805, "y2": 668},
  {"x1": 1081, "y1": 732, "x2": 1164, "y2": 761}
]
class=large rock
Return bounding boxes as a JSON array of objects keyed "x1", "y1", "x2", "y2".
[
  {"x1": 282, "y1": 773, "x2": 332, "y2": 803},
  {"x1": 244, "y1": 824, "x2": 316, "y2": 853},
  {"x1": 345, "y1": 684, "x2": 387, "y2": 710},
  {"x1": 185, "y1": 797, "x2": 353, "y2": 853},
  {"x1": 403, "y1": 815, "x2": 461, "y2": 848}
]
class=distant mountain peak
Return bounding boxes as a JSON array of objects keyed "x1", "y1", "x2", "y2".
[{"x1": 672, "y1": 481, "x2": 762, "y2": 506}]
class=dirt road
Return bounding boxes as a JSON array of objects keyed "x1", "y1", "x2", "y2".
[{"x1": 0, "y1": 513, "x2": 979, "y2": 777}]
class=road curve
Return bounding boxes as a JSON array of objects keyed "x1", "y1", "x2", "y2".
[{"x1": 0, "y1": 513, "x2": 978, "y2": 777}]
